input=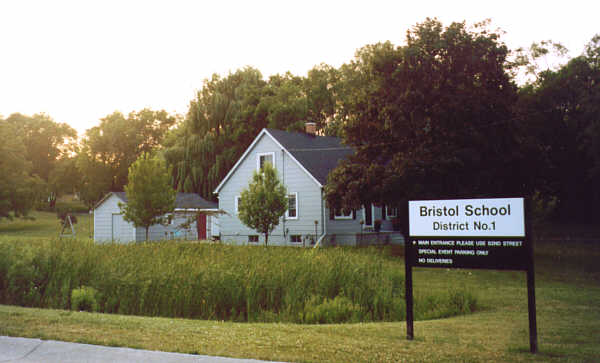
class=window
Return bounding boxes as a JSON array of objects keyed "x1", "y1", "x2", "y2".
[
  {"x1": 334, "y1": 208, "x2": 353, "y2": 220},
  {"x1": 286, "y1": 193, "x2": 298, "y2": 219},
  {"x1": 234, "y1": 196, "x2": 241, "y2": 213},
  {"x1": 290, "y1": 235, "x2": 302, "y2": 243},
  {"x1": 387, "y1": 206, "x2": 398, "y2": 218},
  {"x1": 257, "y1": 152, "x2": 275, "y2": 171},
  {"x1": 248, "y1": 235, "x2": 259, "y2": 243}
]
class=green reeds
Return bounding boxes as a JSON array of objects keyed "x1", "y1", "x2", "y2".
[{"x1": 0, "y1": 238, "x2": 477, "y2": 323}]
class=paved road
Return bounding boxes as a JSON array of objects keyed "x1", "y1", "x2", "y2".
[{"x1": 0, "y1": 336, "x2": 284, "y2": 363}]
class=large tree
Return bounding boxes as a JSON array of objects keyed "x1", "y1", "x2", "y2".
[
  {"x1": 164, "y1": 68, "x2": 268, "y2": 199},
  {"x1": 325, "y1": 19, "x2": 529, "y2": 213},
  {"x1": 77, "y1": 108, "x2": 177, "y2": 207},
  {"x1": 48, "y1": 155, "x2": 82, "y2": 206},
  {"x1": 238, "y1": 162, "x2": 287, "y2": 246},
  {"x1": 0, "y1": 120, "x2": 44, "y2": 220},
  {"x1": 166, "y1": 68, "x2": 305, "y2": 199},
  {"x1": 304, "y1": 64, "x2": 339, "y2": 135},
  {"x1": 164, "y1": 66, "x2": 339, "y2": 200},
  {"x1": 517, "y1": 34, "x2": 600, "y2": 223},
  {"x1": 120, "y1": 154, "x2": 176, "y2": 241},
  {"x1": 4, "y1": 113, "x2": 78, "y2": 208},
  {"x1": 4, "y1": 113, "x2": 77, "y2": 181}
]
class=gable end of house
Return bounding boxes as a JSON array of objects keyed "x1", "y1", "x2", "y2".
[{"x1": 213, "y1": 129, "x2": 326, "y2": 194}]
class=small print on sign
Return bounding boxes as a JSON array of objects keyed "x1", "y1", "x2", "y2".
[
  {"x1": 411, "y1": 238, "x2": 528, "y2": 270},
  {"x1": 409, "y1": 198, "x2": 525, "y2": 237}
]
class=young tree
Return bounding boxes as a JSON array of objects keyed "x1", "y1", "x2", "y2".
[
  {"x1": 120, "y1": 154, "x2": 176, "y2": 241},
  {"x1": 238, "y1": 162, "x2": 287, "y2": 246}
]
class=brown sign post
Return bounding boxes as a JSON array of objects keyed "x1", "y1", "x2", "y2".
[{"x1": 405, "y1": 197, "x2": 537, "y2": 353}]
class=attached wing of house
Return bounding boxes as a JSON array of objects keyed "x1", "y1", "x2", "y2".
[
  {"x1": 93, "y1": 192, "x2": 218, "y2": 243},
  {"x1": 214, "y1": 126, "x2": 404, "y2": 247}
]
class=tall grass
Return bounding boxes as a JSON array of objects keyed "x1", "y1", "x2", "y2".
[{"x1": 0, "y1": 238, "x2": 476, "y2": 323}]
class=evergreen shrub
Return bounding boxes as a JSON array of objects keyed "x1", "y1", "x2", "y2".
[{"x1": 71, "y1": 286, "x2": 98, "y2": 312}]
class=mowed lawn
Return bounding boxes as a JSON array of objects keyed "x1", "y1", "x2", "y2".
[
  {"x1": 1, "y1": 213, "x2": 599, "y2": 362},
  {"x1": 0, "y1": 210, "x2": 93, "y2": 240}
]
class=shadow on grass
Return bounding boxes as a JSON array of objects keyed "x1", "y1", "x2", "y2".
[
  {"x1": 508, "y1": 345, "x2": 565, "y2": 359},
  {"x1": 0, "y1": 223, "x2": 50, "y2": 233}
]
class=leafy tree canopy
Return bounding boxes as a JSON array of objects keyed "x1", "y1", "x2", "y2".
[
  {"x1": 48, "y1": 156, "x2": 82, "y2": 207},
  {"x1": 325, "y1": 19, "x2": 528, "y2": 212},
  {"x1": 238, "y1": 162, "x2": 287, "y2": 246},
  {"x1": 163, "y1": 64, "x2": 342, "y2": 201},
  {"x1": 510, "y1": 40, "x2": 570, "y2": 84},
  {"x1": 0, "y1": 119, "x2": 45, "y2": 220},
  {"x1": 4, "y1": 113, "x2": 77, "y2": 181},
  {"x1": 77, "y1": 108, "x2": 177, "y2": 208},
  {"x1": 4, "y1": 113, "x2": 78, "y2": 208},
  {"x1": 516, "y1": 34, "x2": 600, "y2": 222}
]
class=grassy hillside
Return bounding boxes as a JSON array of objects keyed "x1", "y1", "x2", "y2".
[
  {"x1": 1, "y1": 239, "x2": 598, "y2": 362},
  {"x1": 0, "y1": 210, "x2": 92, "y2": 240}
]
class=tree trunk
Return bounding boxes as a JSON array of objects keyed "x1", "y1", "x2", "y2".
[
  {"x1": 145, "y1": 226, "x2": 149, "y2": 241},
  {"x1": 265, "y1": 231, "x2": 269, "y2": 246}
]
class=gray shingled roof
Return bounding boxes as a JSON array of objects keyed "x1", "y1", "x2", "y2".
[
  {"x1": 266, "y1": 128, "x2": 355, "y2": 185},
  {"x1": 111, "y1": 192, "x2": 217, "y2": 210}
]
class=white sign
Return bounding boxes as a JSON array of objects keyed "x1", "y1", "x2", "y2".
[{"x1": 409, "y1": 198, "x2": 525, "y2": 237}]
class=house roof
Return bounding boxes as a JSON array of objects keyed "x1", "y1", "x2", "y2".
[
  {"x1": 95, "y1": 192, "x2": 217, "y2": 210},
  {"x1": 173, "y1": 193, "x2": 218, "y2": 210},
  {"x1": 214, "y1": 128, "x2": 354, "y2": 193},
  {"x1": 265, "y1": 128, "x2": 354, "y2": 185}
]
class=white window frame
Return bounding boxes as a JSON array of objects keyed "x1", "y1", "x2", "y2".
[
  {"x1": 334, "y1": 208, "x2": 353, "y2": 220},
  {"x1": 386, "y1": 206, "x2": 398, "y2": 218},
  {"x1": 257, "y1": 152, "x2": 275, "y2": 172},
  {"x1": 362, "y1": 204, "x2": 375, "y2": 227},
  {"x1": 234, "y1": 195, "x2": 241, "y2": 214},
  {"x1": 286, "y1": 192, "x2": 298, "y2": 219}
]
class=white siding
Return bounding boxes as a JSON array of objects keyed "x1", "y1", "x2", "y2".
[
  {"x1": 218, "y1": 133, "x2": 324, "y2": 246},
  {"x1": 211, "y1": 211, "x2": 220, "y2": 238},
  {"x1": 112, "y1": 213, "x2": 133, "y2": 242},
  {"x1": 215, "y1": 131, "x2": 403, "y2": 247},
  {"x1": 325, "y1": 206, "x2": 389, "y2": 246},
  {"x1": 94, "y1": 194, "x2": 135, "y2": 243},
  {"x1": 95, "y1": 193, "x2": 202, "y2": 243},
  {"x1": 136, "y1": 211, "x2": 198, "y2": 242}
]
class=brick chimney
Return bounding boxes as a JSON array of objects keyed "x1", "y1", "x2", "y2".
[{"x1": 305, "y1": 122, "x2": 316, "y2": 135}]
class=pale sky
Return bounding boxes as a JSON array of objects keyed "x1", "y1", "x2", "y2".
[{"x1": 1, "y1": 0, "x2": 598, "y2": 136}]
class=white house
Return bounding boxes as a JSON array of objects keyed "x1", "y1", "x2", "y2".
[
  {"x1": 93, "y1": 192, "x2": 218, "y2": 243},
  {"x1": 213, "y1": 124, "x2": 404, "y2": 246}
]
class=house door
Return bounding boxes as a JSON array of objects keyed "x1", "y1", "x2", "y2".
[
  {"x1": 112, "y1": 214, "x2": 121, "y2": 241},
  {"x1": 363, "y1": 205, "x2": 373, "y2": 227},
  {"x1": 197, "y1": 213, "x2": 207, "y2": 240}
]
